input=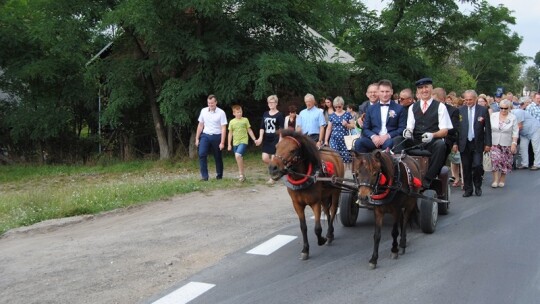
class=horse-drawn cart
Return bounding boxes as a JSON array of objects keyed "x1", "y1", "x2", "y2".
[{"x1": 338, "y1": 149, "x2": 451, "y2": 234}]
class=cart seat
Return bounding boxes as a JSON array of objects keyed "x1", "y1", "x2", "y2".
[{"x1": 407, "y1": 149, "x2": 432, "y2": 157}]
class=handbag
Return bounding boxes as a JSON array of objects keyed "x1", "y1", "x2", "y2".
[
  {"x1": 344, "y1": 130, "x2": 360, "y2": 150},
  {"x1": 483, "y1": 152, "x2": 492, "y2": 171}
]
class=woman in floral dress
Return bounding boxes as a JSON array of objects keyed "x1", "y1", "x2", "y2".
[
  {"x1": 489, "y1": 99, "x2": 519, "y2": 188},
  {"x1": 324, "y1": 96, "x2": 353, "y2": 164}
]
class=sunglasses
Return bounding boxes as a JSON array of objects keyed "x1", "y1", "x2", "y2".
[{"x1": 500, "y1": 107, "x2": 509, "y2": 110}]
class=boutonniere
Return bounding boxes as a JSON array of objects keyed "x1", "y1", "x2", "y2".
[
  {"x1": 459, "y1": 114, "x2": 463, "y2": 122},
  {"x1": 478, "y1": 117, "x2": 484, "y2": 122},
  {"x1": 389, "y1": 110, "x2": 396, "y2": 118}
]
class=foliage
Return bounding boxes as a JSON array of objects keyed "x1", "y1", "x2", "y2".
[
  {"x1": 0, "y1": 0, "x2": 106, "y2": 160},
  {"x1": 522, "y1": 66, "x2": 540, "y2": 93},
  {"x1": 0, "y1": 0, "x2": 529, "y2": 162},
  {"x1": 459, "y1": 1, "x2": 526, "y2": 94}
]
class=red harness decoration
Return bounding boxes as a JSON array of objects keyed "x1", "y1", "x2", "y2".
[
  {"x1": 323, "y1": 161, "x2": 335, "y2": 176},
  {"x1": 287, "y1": 162, "x2": 313, "y2": 185},
  {"x1": 412, "y1": 177, "x2": 422, "y2": 189},
  {"x1": 370, "y1": 173, "x2": 392, "y2": 200}
]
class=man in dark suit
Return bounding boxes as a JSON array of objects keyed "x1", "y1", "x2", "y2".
[
  {"x1": 453, "y1": 90, "x2": 492, "y2": 197},
  {"x1": 358, "y1": 83, "x2": 379, "y2": 116},
  {"x1": 432, "y1": 87, "x2": 459, "y2": 155},
  {"x1": 354, "y1": 79, "x2": 406, "y2": 152}
]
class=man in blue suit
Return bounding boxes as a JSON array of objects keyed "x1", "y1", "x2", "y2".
[{"x1": 354, "y1": 79, "x2": 406, "y2": 152}]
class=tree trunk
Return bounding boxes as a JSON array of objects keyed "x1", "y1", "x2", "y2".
[
  {"x1": 167, "y1": 124, "x2": 173, "y2": 156},
  {"x1": 128, "y1": 30, "x2": 171, "y2": 160},
  {"x1": 144, "y1": 74, "x2": 170, "y2": 160},
  {"x1": 189, "y1": 131, "x2": 197, "y2": 159}
]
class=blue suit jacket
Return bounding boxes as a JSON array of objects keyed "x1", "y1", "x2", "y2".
[{"x1": 362, "y1": 100, "x2": 406, "y2": 139}]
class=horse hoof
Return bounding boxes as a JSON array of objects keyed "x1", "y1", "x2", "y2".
[
  {"x1": 369, "y1": 263, "x2": 377, "y2": 270},
  {"x1": 300, "y1": 253, "x2": 309, "y2": 260},
  {"x1": 318, "y1": 238, "x2": 327, "y2": 246},
  {"x1": 391, "y1": 252, "x2": 398, "y2": 260},
  {"x1": 400, "y1": 248, "x2": 406, "y2": 255},
  {"x1": 325, "y1": 238, "x2": 334, "y2": 246}
]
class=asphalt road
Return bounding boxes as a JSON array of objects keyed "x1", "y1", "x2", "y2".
[{"x1": 147, "y1": 169, "x2": 540, "y2": 304}]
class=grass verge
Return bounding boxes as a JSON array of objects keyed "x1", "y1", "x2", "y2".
[{"x1": 0, "y1": 152, "x2": 269, "y2": 235}]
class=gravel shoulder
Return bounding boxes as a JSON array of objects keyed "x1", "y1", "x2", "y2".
[{"x1": 0, "y1": 184, "x2": 296, "y2": 304}]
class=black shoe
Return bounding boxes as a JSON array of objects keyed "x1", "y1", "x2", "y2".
[
  {"x1": 463, "y1": 192, "x2": 473, "y2": 197},
  {"x1": 200, "y1": 178, "x2": 208, "y2": 181},
  {"x1": 475, "y1": 187, "x2": 482, "y2": 196}
]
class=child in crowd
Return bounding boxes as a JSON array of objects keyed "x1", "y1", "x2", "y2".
[
  {"x1": 255, "y1": 95, "x2": 285, "y2": 185},
  {"x1": 228, "y1": 105, "x2": 257, "y2": 182}
]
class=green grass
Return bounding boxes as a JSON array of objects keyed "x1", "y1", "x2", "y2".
[{"x1": 0, "y1": 152, "x2": 270, "y2": 235}]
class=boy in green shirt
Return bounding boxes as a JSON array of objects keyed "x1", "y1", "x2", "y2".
[{"x1": 228, "y1": 105, "x2": 257, "y2": 182}]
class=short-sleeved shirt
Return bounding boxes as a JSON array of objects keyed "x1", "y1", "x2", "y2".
[
  {"x1": 260, "y1": 111, "x2": 285, "y2": 143},
  {"x1": 297, "y1": 106, "x2": 326, "y2": 135},
  {"x1": 526, "y1": 103, "x2": 540, "y2": 122},
  {"x1": 228, "y1": 117, "x2": 251, "y2": 146},
  {"x1": 512, "y1": 109, "x2": 540, "y2": 139},
  {"x1": 198, "y1": 107, "x2": 228, "y2": 134}
]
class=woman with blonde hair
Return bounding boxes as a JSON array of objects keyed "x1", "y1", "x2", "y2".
[
  {"x1": 324, "y1": 96, "x2": 353, "y2": 165},
  {"x1": 489, "y1": 99, "x2": 519, "y2": 187},
  {"x1": 477, "y1": 94, "x2": 492, "y2": 115}
]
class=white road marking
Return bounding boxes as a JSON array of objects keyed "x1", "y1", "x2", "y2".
[
  {"x1": 246, "y1": 234, "x2": 297, "y2": 255},
  {"x1": 152, "y1": 281, "x2": 215, "y2": 304}
]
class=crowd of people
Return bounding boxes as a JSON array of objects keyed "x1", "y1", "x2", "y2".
[{"x1": 194, "y1": 83, "x2": 540, "y2": 192}]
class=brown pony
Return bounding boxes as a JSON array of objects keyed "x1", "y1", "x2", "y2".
[
  {"x1": 352, "y1": 150, "x2": 420, "y2": 269},
  {"x1": 268, "y1": 130, "x2": 344, "y2": 260}
]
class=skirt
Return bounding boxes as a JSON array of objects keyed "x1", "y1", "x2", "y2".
[{"x1": 490, "y1": 145, "x2": 513, "y2": 174}]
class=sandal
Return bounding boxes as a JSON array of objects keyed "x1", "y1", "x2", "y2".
[
  {"x1": 238, "y1": 175, "x2": 246, "y2": 182},
  {"x1": 452, "y1": 180, "x2": 461, "y2": 187}
]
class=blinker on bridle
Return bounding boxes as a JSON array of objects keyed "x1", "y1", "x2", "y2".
[{"x1": 274, "y1": 136, "x2": 302, "y2": 169}]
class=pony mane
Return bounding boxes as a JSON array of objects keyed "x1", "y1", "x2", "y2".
[
  {"x1": 374, "y1": 150, "x2": 394, "y2": 178},
  {"x1": 280, "y1": 129, "x2": 322, "y2": 167}
]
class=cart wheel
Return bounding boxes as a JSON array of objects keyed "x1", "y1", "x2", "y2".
[
  {"x1": 339, "y1": 191, "x2": 359, "y2": 227},
  {"x1": 438, "y1": 181, "x2": 450, "y2": 215},
  {"x1": 419, "y1": 189, "x2": 438, "y2": 234}
]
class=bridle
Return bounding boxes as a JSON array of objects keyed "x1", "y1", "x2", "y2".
[
  {"x1": 354, "y1": 155, "x2": 392, "y2": 200},
  {"x1": 274, "y1": 136, "x2": 302, "y2": 171}
]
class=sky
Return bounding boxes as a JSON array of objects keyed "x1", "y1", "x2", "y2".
[{"x1": 363, "y1": 0, "x2": 539, "y2": 67}]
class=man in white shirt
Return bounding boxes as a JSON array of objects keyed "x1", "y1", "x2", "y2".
[
  {"x1": 401, "y1": 77, "x2": 453, "y2": 189},
  {"x1": 195, "y1": 94, "x2": 228, "y2": 181}
]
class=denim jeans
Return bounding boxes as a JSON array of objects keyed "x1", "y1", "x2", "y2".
[{"x1": 198, "y1": 133, "x2": 223, "y2": 179}]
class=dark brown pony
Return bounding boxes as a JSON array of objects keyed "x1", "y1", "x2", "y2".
[
  {"x1": 268, "y1": 130, "x2": 344, "y2": 260},
  {"x1": 352, "y1": 150, "x2": 420, "y2": 269}
]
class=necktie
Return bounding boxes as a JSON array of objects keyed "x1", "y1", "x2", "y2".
[
  {"x1": 422, "y1": 101, "x2": 428, "y2": 113},
  {"x1": 468, "y1": 107, "x2": 474, "y2": 141}
]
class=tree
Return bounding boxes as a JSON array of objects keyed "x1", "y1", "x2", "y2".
[
  {"x1": 0, "y1": 0, "x2": 106, "y2": 161},
  {"x1": 92, "y1": 0, "x2": 345, "y2": 159},
  {"x1": 459, "y1": 1, "x2": 526, "y2": 94}
]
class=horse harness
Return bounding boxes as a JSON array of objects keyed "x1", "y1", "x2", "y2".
[
  {"x1": 358, "y1": 153, "x2": 422, "y2": 206},
  {"x1": 276, "y1": 136, "x2": 348, "y2": 191}
]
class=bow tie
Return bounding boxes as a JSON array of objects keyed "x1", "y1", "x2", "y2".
[{"x1": 380, "y1": 103, "x2": 389, "y2": 106}]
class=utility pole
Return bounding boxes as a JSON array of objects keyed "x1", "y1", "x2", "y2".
[{"x1": 98, "y1": 87, "x2": 102, "y2": 154}]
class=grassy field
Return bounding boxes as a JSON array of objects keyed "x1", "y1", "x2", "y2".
[{"x1": 0, "y1": 152, "x2": 270, "y2": 235}]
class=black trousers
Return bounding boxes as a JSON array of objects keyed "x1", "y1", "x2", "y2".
[{"x1": 460, "y1": 140, "x2": 484, "y2": 193}]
